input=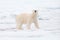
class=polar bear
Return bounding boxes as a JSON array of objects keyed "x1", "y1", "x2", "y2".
[{"x1": 16, "y1": 10, "x2": 39, "y2": 30}]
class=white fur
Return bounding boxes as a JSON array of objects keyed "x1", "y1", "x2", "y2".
[{"x1": 16, "y1": 10, "x2": 39, "y2": 30}]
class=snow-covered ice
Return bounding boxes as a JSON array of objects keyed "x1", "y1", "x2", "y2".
[{"x1": 0, "y1": 11, "x2": 60, "y2": 40}]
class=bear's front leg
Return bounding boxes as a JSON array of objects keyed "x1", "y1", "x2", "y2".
[{"x1": 34, "y1": 19, "x2": 39, "y2": 29}]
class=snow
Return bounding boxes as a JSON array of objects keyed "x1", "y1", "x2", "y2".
[{"x1": 0, "y1": 16, "x2": 60, "y2": 40}]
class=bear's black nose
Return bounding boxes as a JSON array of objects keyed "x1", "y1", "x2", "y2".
[{"x1": 34, "y1": 10, "x2": 37, "y2": 13}]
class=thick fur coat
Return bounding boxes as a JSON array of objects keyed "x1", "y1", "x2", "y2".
[{"x1": 16, "y1": 10, "x2": 39, "y2": 30}]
